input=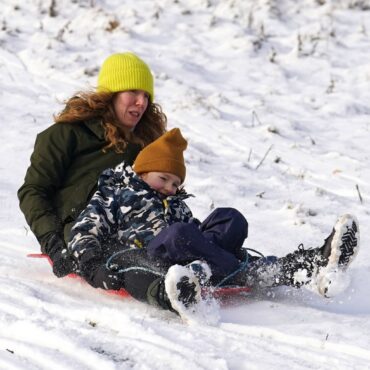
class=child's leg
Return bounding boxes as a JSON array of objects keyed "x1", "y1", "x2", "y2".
[
  {"x1": 146, "y1": 221, "x2": 241, "y2": 279},
  {"x1": 200, "y1": 207, "x2": 248, "y2": 258}
]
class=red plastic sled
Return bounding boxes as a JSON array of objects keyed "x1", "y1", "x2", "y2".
[
  {"x1": 27, "y1": 253, "x2": 130, "y2": 298},
  {"x1": 28, "y1": 253, "x2": 251, "y2": 302}
]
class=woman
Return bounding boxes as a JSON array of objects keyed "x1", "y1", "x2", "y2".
[{"x1": 18, "y1": 52, "x2": 167, "y2": 277}]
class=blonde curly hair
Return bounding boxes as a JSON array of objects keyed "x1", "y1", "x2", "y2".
[{"x1": 54, "y1": 91, "x2": 167, "y2": 152}]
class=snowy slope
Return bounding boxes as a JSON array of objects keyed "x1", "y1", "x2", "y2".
[{"x1": 1, "y1": 0, "x2": 370, "y2": 368}]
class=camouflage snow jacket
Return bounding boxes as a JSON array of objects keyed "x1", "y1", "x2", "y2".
[{"x1": 68, "y1": 162, "x2": 196, "y2": 267}]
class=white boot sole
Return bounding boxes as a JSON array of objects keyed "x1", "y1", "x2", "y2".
[
  {"x1": 316, "y1": 214, "x2": 360, "y2": 297},
  {"x1": 164, "y1": 264, "x2": 201, "y2": 317}
]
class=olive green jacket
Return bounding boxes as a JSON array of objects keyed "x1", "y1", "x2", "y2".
[{"x1": 18, "y1": 119, "x2": 141, "y2": 246}]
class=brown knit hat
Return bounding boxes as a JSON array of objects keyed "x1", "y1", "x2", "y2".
[{"x1": 133, "y1": 128, "x2": 187, "y2": 183}]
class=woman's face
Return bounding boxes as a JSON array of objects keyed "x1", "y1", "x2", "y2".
[{"x1": 113, "y1": 90, "x2": 149, "y2": 130}]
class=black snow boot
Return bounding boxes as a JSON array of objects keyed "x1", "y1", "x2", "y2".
[
  {"x1": 146, "y1": 277, "x2": 176, "y2": 312},
  {"x1": 275, "y1": 244, "x2": 324, "y2": 288},
  {"x1": 234, "y1": 246, "x2": 321, "y2": 289}
]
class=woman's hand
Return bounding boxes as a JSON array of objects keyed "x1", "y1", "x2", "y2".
[{"x1": 42, "y1": 232, "x2": 76, "y2": 277}]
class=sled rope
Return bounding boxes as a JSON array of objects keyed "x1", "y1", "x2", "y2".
[
  {"x1": 116, "y1": 266, "x2": 165, "y2": 277},
  {"x1": 106, "y1": 249, "x2": 165, "y2": 277},
  {"x1": 215, "y1": 248, "x2": 265, "y2": 288},
  {"x1": 105, "y1": 249, "x2": 133, "y2": 269},
  {"x1": 106, "y1": 248, "x2": 265, "y2": 286}
]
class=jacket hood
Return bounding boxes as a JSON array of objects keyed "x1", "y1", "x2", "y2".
[{"x1": 102, "y1": 162, "x2": 192, "y2": 201}]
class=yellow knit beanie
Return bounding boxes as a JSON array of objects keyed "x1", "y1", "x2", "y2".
[
  {"x1": 97, "y1": 52, "x2": 154, "y2": 102},
  {"x1": 133, "y1": 128, "x2": 188, "y2": 183}
]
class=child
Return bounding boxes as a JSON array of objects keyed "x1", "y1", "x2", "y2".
[{"x1": 68, "y1": 128, "x2": 360, "y2": 316}]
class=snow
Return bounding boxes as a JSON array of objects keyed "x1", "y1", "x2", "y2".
[{"x1": 1, "y1": 0, "x2": 370, "y2": 368}]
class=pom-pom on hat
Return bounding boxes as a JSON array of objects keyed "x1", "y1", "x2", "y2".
[
  {"x1": 97, "y1": 52, "x2": 154, "y2": 102},
  {"x1": 133, "y1": 128, "x2": 188, "y2": 183}
]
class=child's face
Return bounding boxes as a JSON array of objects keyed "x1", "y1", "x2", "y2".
[{"x1": 140, "y1": 172, "x2": 181, "y2": 196}]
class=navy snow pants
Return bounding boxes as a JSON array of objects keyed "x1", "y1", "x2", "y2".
[{"x1": 146, "y1": 207, "x2": 248, "y2": 281}]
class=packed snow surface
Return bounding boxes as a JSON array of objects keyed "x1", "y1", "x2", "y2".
[{"x1": 1, "y1": 0, "x2": 370, "y2": 369}]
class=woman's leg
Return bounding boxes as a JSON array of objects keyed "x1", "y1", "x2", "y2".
[
  {"x1": 106, "y1": 248, "x2": 199, "y2": 313},
  {"x1": 106, "y1": 248, "x2": 171, "y2": 302},
  {"x1": 234, "y1": 214, "x2": 360, "y2": 293}
]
